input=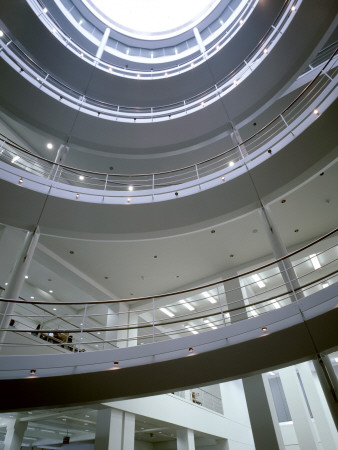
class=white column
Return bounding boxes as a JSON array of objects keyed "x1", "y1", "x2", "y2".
[
  {"x1": 96, "y1": 27, "x2": 111, "y2": 59},
  {"x1": 4, "y1": 419, "x2": 27, "y2": 450},
  {"x1": 279, "y1": 366, "x2": 320, "y2": 449},
  {"x1": 0, "y1": 227, "x2": 40, "y2": 343},
  {"x1": 94, "y1": 409, "x2": 135, "y2": 450},
  {"x1": 177, "y1": 428, "x2": 195, "y2": 450},
  {"x1": 223, "y1": 271, "x2": 248, "y2": 323},
  {"x1": 242, "y1": 374, "x2": 284, "y2": 449},
  {"x1": 297, "y1": 361, "x2": 338, "y2": 449},
  {"x1": 193, "y1": 27, "x2": 205, "y2": 53}
]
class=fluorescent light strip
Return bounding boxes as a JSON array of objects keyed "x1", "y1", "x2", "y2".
[
  {"x1": 309, "y1": 254, "x2": 321, "y2": 270},
  {"x1": 160, "y1": 307, "x2": 175, "y2": 318},
  {"x1": 185, "y1": 325, "x2": 198, "y2": 335},
  {"x1": 201, "y1": 291, "x2": 217, "y2": 304},
  {"x1": 11, "y1": 155, "x2": 20, "y2": 163},
  {"x1": 252, "y1": 274, "x2": 266, "y2": 288},
  {"x1": 179, "y1": 299, "x2": 195, "y2": 311}
]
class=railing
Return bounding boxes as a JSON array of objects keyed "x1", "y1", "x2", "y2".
[
  {"x1": 173, "y1": 389, "x2": 224, "y2": 414},
  {"x1": 0, "y1": 0, "x2": 300, "y2": 120},
  {"x1": 0, "y1": 49, "x2": 336, "y2": 204},
  {"x1": 0, "y1": 229, "x2": 336, "y2": 355},
  {"x1": 28, "y1": 0, "x2": 258, "y2": 78}
]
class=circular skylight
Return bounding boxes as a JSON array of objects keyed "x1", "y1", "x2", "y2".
[{"x1": 82, "y1": 0, "x2": 221, "y2": 40}]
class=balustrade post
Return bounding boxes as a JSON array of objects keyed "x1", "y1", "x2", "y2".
[
  {"x1": 216, "y1": 284, "x2": 227, "y2": 327},
  {"x1": 152, "y1": 298, "x2": 155, "y2": 343},
  {"x1": 77, "y1": 304, "x2": 87, "y2": 351}
]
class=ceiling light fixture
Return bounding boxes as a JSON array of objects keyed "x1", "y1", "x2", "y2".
[
  {"x1": 46, "y1": 142, "x2": 53, "y2": 149},
  {"x1": 30, "y1": 296, "x2": 34, "y2": 299},
  {"x1": 179, "y1": 299, "x2": 195, "y2": 311},
  {"x1": 128, "y1": 185, "x2": 134, "y2": 191},
  {"x1": 76, "y1": 193, "x2": 80, "y2": 199},
  {"x1": 201, "y1": 291, "x2": 217, "y2": 304},
  {"x1": 291, "y1": 5, "x2": 296, "y2": 11},
  {"x1": 0, "y1": 31, "x2": 3, "y2": 38},
  {"x1": 18, "y1": 177, "x2": 23, "y2": 184},
  {"x1": 185, "y1": 326, "x2": 198, "y2": 335},
  {"x1": 322, "y1": 283, "x2": 329, "y2": 288},
  {"x1": 49, "y1": 290, "x2": 53, "y2": 293},
  {"x1": 229, "y1": 161, "x2": 234, "y2": 167},
  {"x1": 263, "y1": 48, "x2": 268, "y2": 54},
  {"x1": 25, "y1": 275, "x2": 28, "y2": 279},
  {"x1": 252, "y1": 274, "x2": 266, "y2": 288},
  {"x1": 30, "y1": 369, "x2": 36, "y2": 375},
  {"x1": 160, "y1": 307, "x2": 175, "y2": 318},
  {"x1": 309, "y1": 254, "x2": 321, "y2": 270},
  {"x1": 262, "y1": 327, "x2": 267, "y2": 332},
  {"x1": 189, "y1": 347, "x2": 194, "y2": 352},
  {"x1": 313, "y1": 108, "x2": 319, "y2": 115},
  {"x1": 79, "y1": 175, "x2": 84, "y2": 181},
  {"x1": 11, "y1": 155, "x2": 20, "y2": 163},
  {"x1": 43, "y1": 8, "x2": 48, "y2": 13},
  {"x1": 53, "y1": 308, "x2": 57, "y2": 311},
  {"x1": 127, "y1": 198, "x2": 131, "y2": 203}
]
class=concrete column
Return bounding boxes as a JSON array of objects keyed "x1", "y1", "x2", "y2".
[
  {"x1": 242, "y1": 374, "x2": 284, "y2": 450},
  {"x1": 258, "y1": 206, "x2": 303, "y2": 301},
  {"x1": 223, "y1": 271, "x2": 248, "y2": 323},
  {"x1": 0, "y1": 227, "x2": 40, "y2": 343},
  {"x1": 96, "y1": 27, "x2": 111, "y2": 59},
  {"x1": 54, "y1": 144, "x2": 69, "y2": 165},
  {"x1": 4, "y1": 419, "x2": 28, "y2": 450},
  {"x1": 297, "y1": 361, "x2": 338, "y2": 448},
  {"x1": 94, "y1": 409, "x2": 135, "y2": 450},
  {"x1": 279, "y1": 366, "x2": 320, "y2": 449},
  {"x1": 193, "y1": 27, "x2": 206, "y2": 53},
  {"x1": 177, "y1": 428, "x2": 195, "y2": 450},
  {"x1": 313, "y1": 357, "x2": 338, "y2": 430}
]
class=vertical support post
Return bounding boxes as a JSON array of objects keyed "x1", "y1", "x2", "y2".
[
  {"x1": 216, "y1": 283, "x2": 227, "y2": 327},
  {"x1": 152, "y1": 298, "x2": 155, "y2": 343},
  {"x1": 96, "y1": 28, "x2": 111, "y2": 59},
  {"x1": 193, "y1": 27, "x2": 206, "y2": 54},
  {"x1": 0, "y1": 227, "x2": 40, "y2": 344}
]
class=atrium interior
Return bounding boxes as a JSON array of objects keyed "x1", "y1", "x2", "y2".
[{"x1": 0, "y1": 0, "x2": 337, "y2": 449}]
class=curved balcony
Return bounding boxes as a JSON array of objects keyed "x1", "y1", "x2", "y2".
[
  {"x1": 0, "y1": 230, "x2": 336, "y2": 410},
  {"x1": 29, "y1": 0, "x2": 258, "y2": 76},
  {"x1": 0, "y1": 2, "x2": 302, "y2": 120},
  {"x1": 0, "y1": 51, "x2": 336, "y2": 205}
]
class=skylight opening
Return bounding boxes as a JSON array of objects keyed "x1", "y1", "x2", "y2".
[{"x1": 82, "y1": 0, "x2": 221, "y2": 40}]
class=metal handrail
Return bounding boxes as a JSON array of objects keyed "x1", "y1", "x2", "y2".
[
  {"x1": 1, "y1": 228, "x2": 336, "y2": 307},
  {"x1": 0, "y1": 48, "x2": 336, "y2": 186},
  {"x1": 0, "y1": 0, "x2": 298, "y2": 120}
]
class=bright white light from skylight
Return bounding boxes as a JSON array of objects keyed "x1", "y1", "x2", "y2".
[
  {"x1": 82, "y1": 0, "x2": 221, "y2": 40},
  {"x1": 252, "y1": 274, "x2": 265, "y2": 289},
  {"x1": 160, "y1": 307, "x2": 175, "y2": 318}
]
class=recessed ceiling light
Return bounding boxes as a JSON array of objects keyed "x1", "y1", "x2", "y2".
[
  {"x1": 5, "y1": 282, "x2": 8, "y2": 286},
  {"x1": 179, "y1": 299, "x2": 195, "y2": 311},
  {"x1": 309, "y1": 254, "x2": 321, "y2": 270},
  {"x1": 239, "y1": 19, "x2": 244, "y2": 24},
  {"x1": 263, "y1": 48, "x2": 268, "y2": 54},
  {"x1": 229, "y1": 161, "x2": 234, "y2": 167},
  {"x1": 262, "y1": 327, "x2": 267, "y2": 331},
  {"x1": 46, "y1": 142, "x2": 53, "y2": 149},
  {"x1": 30, "y1": 369, "x2": 36, "y2": 375},
  {"x1": 322, "y1": 283, "x2": 329, "y2": 288},
  {"x1": 0, "y1": 31, "x2": 3, "y2": 38},
  {"x1": 127, "y1": 198, "x2": 131, "y2": 203},
  {"x1": 79, "y1": 175, "x2": 84, "y2": 181},
  {"x1": 30, "y1": 296, "x2": 34, "y2": 299},
  {"x1": 137, "y1": 73, "x2": 140, "y2": 78},
  {"x1": 160, "y1": 307, "x2": 175, "y2": 318},
  {"x1": 253, "y1": 274, "x2": 265, "y2": 288},
  {"x1": 12, "y1": 155, "x2": 20, "y2": 163},
  {"x1": 18, "y1": 177, "x2": 23, "y2": 184},
  {"x1": 109, "y1": 67, "x2": 113, "y2": 72},
  {"x1": 165, "y1": 72, "x2": 168, "y2": 77},
  {"x1": 53, "y1": 308, "x2": 57, "y2": 311},
  {"x1": 25, "y1": 275, "x2": 28, "y2": 279},
  {"x1": 291, "y1": 5, "x2": 296, "y2": 11},
  {"x1": 313, "y1": 108, "x2": 319, "y2": 115},
  {"x1": 76, "y1": 193, "x2": 80, "y2": 199},
  {"x1": 201, "y1": 291, "x2": 217, "y2": 304},
  {"x1": 49, "y1": 290, "x2": 53, "y2": 293},
  {"x1": 128, "y1": 185, "x2": 134, "y2": 191},
  {"x1": 43, "y1": 8, "x2": 48, "y2": 13}
]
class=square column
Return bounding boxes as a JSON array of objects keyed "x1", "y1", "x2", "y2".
[
  {"x1": 242, "y1": 374, "x2": 284, "y2": 449},
  {"x1": 177, "y1": 429, "x2": 195, "y2": 450},
  {"x1": 279, "y1": 366, "x2": 320, "y2": 449},
  {"x1": 4, "y1": 419, "x2": 27, "y2": 450},
  {"x1": 94, "y1": 408, "x2": 135, "y2": 450},
  {"x1": 296, "y1": 361, "x2": 338, "y2": 449}
]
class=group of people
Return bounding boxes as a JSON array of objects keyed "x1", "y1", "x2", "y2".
[{"x1": 31, "y1": 324, "x2": 78, "y2": 351}]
